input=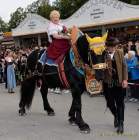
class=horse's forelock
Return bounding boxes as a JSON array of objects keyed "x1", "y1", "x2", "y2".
[
  {"x1": 77, "y1": 35, "x2": 89, "y2": 48},
  {"x1": 76, "y1": 35, "x2": 89, "y2": 64},
  {"x1": 27, "y1": 50, "x2": 39, "y2": 72}
]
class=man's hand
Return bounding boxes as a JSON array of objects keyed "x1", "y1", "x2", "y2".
[{"x1": 122, "y1": 80, "x2": 128, "y2": 88}]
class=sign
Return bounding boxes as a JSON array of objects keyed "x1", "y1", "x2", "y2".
[
  {"x1": 3, "y1": 32, "x2": 12, "y2": 37},
  {"x1": 90, "y1": 7, "x2": 104, "y2": 20},
  {"x1": 74, "y1": 0, "x2": 124, "y2": 19},
  {"x1": 28, "y1": 21, "x2": 37, "y2": 29}
]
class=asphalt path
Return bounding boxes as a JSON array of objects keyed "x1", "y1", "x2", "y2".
[{"x1": 0, "y1": 85, "x2": 138, "y2": 140}]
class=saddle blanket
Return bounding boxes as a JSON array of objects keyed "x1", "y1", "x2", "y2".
[{"x1": 38, "y1": 51, "x2": 58, "y2": 66}]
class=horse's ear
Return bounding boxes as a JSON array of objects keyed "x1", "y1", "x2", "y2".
[
  {"x1": 102, "y1": 32, "x2": 108, "y2": 42},
  {"x1": 85, "y1": 34, "x2": 92, "y2": 43}
]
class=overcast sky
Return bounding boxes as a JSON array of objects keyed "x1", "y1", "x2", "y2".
[{"x1": 0, "y1": 0, "x2": 55, "y2": 22}]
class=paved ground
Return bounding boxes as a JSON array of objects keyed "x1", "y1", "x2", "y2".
[{"x1": 0, "y1": 84, "x2": 139, "y2": 140}]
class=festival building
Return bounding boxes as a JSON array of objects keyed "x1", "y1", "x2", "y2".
[{"x1": 12, "y1": 0, "x2": 139, "y2": 48}]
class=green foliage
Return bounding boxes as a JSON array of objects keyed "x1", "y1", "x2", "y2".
[
  {"x1": 25, "y1": 0, "x2": 54, "y2": 19},
  {"x1": 37, "y1": 4, "x2": 54, "y2": 19},
  {"x1": 0, "y1": 17, "x2": 8, "y2": 32},
  {"x1": 130, "y1": 0, "x2": 139, "y2": 4},
  {"x1": 120, "y1": 0, "x2": 139, "y2": 4},
  {"x1": 53, "y1": 0, "x2": 89, "y2": 19},
  {"x1": 26, "y1": 0, "x2": 40, "y2": 13},
  {"x1": 8, "y1": 7, "x2": 26, "y2": 30}
]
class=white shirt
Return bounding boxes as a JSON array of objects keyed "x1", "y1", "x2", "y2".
[
  {"x1": 47, "y1": 21, "x2": 64, "y2": 43},
  {"x1": 5, "y1": 56, "x2": 13, "y2": 62},
  {"x1": 109, "y1": 51, "x2": 115, "y2": 59}
]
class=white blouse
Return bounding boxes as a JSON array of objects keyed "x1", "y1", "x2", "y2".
[
  {"x1": 47, "y1": 21, "x2": 64, "y2": 43},
  {"x1": 5, "y1": 56, "x2": 13, "y2": 62}
]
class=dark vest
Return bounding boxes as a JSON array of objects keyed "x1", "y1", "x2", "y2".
[
  {"x1": 110, "y1": 57, "x2": 119, "y2": 87},
  {"x1": 112, "y1": 57, "x2": 118, "y2": 80}
]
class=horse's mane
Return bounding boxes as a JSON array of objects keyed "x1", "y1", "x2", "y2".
[
  {"x1": 77, "y1": 35, "x2": 89, "y2": 64},
  {"x1": 27, "y1": 50, "x2": 40, "y2": 72}
]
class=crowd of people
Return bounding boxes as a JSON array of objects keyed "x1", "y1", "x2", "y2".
[
  {"x1": 0, "y1": 47, "x2": 39, "y2": 93},
  {"x1": 123, "y1": 40, "x2": 139, "y2": 101},
  {"x1": 1, "y1": 41, "x2": 139, "y2": 99}
]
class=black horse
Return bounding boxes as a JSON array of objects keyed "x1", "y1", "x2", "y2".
[{"x1": 19, "y1": 33, "x2": 107, "y2": 133}]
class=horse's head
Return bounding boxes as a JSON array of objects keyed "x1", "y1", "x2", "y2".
[
  {"x1": 86, "y1": 32, "x2": 107, "y2": 56},
  {"x1": 77, "y1": 32, "x2": 108, "y2": 81}
]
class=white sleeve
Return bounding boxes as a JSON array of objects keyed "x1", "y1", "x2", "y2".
[
  {"x1": 48, "y1": 24, "x2": 58, "y2": 36},
  {"x1": 5, "y1": 57, "x2": 12, "y2": 62}
]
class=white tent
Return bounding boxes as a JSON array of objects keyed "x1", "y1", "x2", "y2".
[
  {"x1": 12, "y1": 0, "x2": 139, "y2": 37},
  {"x1": 62, "y1": 0, "x2": 139, "y2": 28},
  {"x1": 12, "y1": 14, "x2": 49, "y2": 37}
]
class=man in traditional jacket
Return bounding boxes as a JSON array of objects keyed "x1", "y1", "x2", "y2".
[{"x1": 103, "y1": 38, "x2": 128, "y2": 134}]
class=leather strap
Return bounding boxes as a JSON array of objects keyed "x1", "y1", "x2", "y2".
[{"x1": 58, "y1": 61, "x2": 70, "y2": 88}]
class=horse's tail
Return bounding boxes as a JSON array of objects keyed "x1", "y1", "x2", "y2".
[{"x1": 20, "y1": 75, "x2": 37, "y2": 109}]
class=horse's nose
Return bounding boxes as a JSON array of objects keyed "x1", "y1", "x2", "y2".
[{"x1": 95, "y1": 70, "x2": 104, "y2": 81}]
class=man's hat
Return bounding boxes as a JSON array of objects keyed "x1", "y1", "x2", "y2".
[
  {"x1": 35, "y1": 46, "x2": 39, "y2": 50},
  {"x1": 106, "y1": 37, "x2": 119, "y2": 47}
]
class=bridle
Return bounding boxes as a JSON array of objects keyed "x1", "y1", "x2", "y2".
[{"x1": 87, "y1": 48, "x2": 108, "y2": 70}]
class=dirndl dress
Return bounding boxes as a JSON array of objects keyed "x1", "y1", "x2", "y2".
[{"x1": 7, "y1": 63, "x2": 16, "y2": 91}]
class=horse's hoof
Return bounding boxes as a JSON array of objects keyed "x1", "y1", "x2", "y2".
[
  {"x1": 80, "y1": 127, "x2": 91, "y2": 134},
  {"x1": 68, "y1": 118, "x2": 77, "y2": 126},
  {"x1": 79, "y1": 124, "x2": 91, "y2": 134},
  {"x1": 19, "y1": 109, "x2": 26, "y2": 116},
  {"x1": 48, "y1": 111, "x2": 55, "y2": 116}
]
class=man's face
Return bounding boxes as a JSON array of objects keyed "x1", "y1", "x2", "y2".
[
  {"x1": 128, "y1": 41, "x2": 133, "y2": 46},
  {"x1": 107, "y1": 46, "x2": 116, "y2": 53},
  {"x1": 135, "y1": 41, "x2": 139, "y2": 47}
]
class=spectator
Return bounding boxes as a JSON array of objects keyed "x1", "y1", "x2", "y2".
[
  {"x1": 125, "y1": 50, "x2": 139, "y2": 102},
  {"x1": 5, "y1": 50, "x2": 16, "y2": 93},
  {"x1": 0, "y1": 60, "x2": 4, "y2": 83},
  {"x1": 135, "y1": 41, "x2": 139, "y2": 61}
]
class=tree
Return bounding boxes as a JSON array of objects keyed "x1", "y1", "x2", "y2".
[
  {"x1": 53, "y1": 0, "x2": 89, "y2": 19},
  {"x1": 25, "y1": 0, "x2": 53, "y2": 19},
  {"x1": 120, "y1": 0, "x2": 139, "y2": 4},
  {"x1": 37, "y1": 4, "x2": 54, "y2": 19},
  {"x1": 8, "y1": 7, "x2": 26, "y2": 30},
  {"x1": 130, "y1": 0, "x2": 139, "y2": 4},
  {"x1": 26, "y1": 0, "x2": 40, "y2": 13},
  {"x1": 0, "y1": 17, "x2": 8, "y2": 32}
]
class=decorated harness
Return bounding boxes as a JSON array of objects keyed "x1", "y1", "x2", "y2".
[{"x1": 70, "y1": 26, "x2": 108, "y2": 95}]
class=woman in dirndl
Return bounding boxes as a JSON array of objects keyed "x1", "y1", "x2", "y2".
[
  {"x1": 5, "y1": 50, "x2": 16, "y2": 93},
  {"x1": 47, "y1": 10, "x2": 71, "y2": 63}
]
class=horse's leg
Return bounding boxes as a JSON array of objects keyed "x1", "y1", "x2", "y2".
[
  {"x1": 40, "y1": 80, "x2": 55, "y2": 116},
  {"x1": 19, "y1": 76, "x2": 26, "y2": 116},
  {"x1": 19, "y1": 77, "x2": 36, "y2": 116},
  {"x1": 68, "y1": 98, "x2": 76, "y2": 125},
  {"x1": 19, "y1": 98, "x2": 26, "y2": 116},
  {"x1": 71, "y1": 88, "x2": 90, "y2": 133}
]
